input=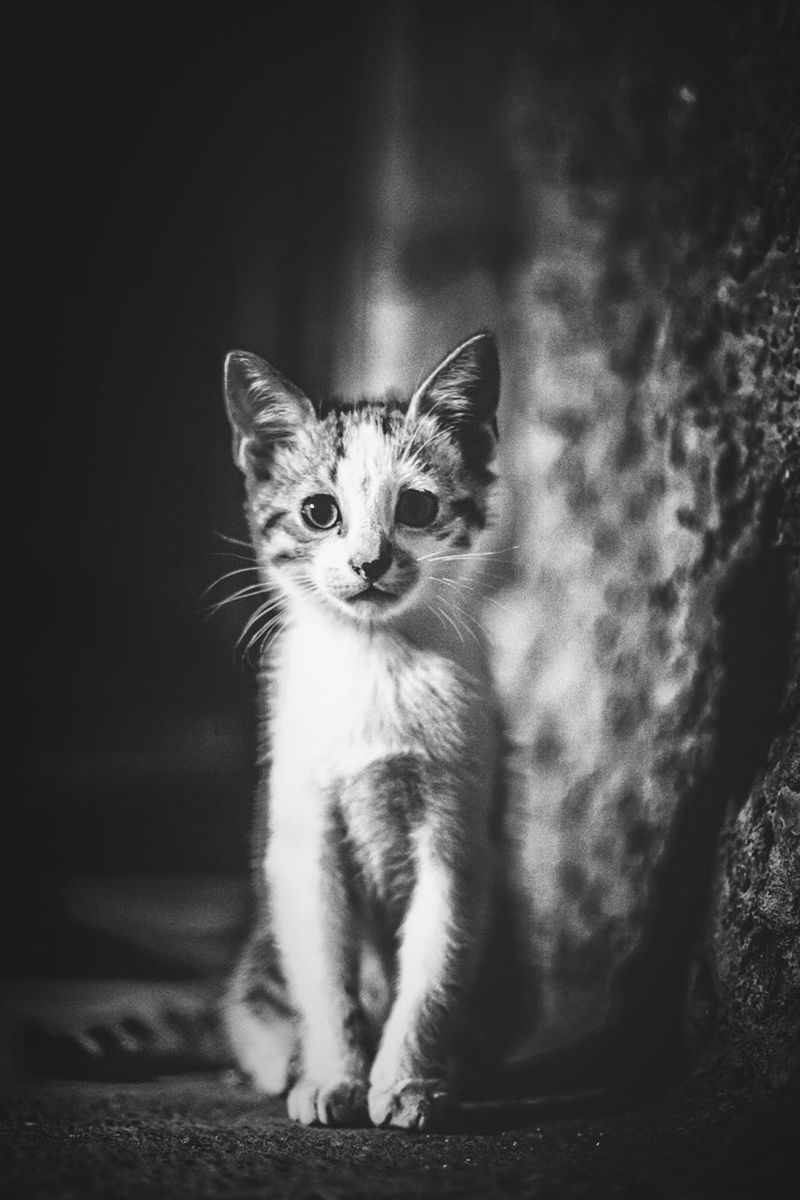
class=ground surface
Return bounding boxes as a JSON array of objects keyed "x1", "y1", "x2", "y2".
[{"x1": 1, "y1": 1072, "x2": 798, "y2": 1200}]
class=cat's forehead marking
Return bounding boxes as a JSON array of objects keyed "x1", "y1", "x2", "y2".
[{"x1": 335, "y1": 412, "x2": 400, "y2": 506}]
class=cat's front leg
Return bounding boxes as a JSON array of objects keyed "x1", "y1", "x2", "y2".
[
  {"x1": 267, "y1": 827, "x2": 372, "y2": 1127},
  {"x1": 368, "y1": 828, "x2": 490, "y2": 1131}
]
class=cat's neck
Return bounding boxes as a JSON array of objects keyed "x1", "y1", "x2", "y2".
[{"x1": 278, "y1": 588, "x2": 491, "y2": 680}]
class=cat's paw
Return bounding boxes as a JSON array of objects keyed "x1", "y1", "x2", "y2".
[
  {"x1": 368, "y1": 1078, "x2": 452, "y2": 1131},
  {"x1": 287, "y1": 1076, "x2": 369, "y2": 1127}
]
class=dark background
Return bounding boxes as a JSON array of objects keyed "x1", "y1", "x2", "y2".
[{"x1": 7, "y1": 3, "x2": 376, "y2": 977}]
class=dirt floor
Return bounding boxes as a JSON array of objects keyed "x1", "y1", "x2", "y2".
[
  {"x1": 1, "y1": 1071, "x2": 798, "y2": 1200},
  {"x1": 1, "y1": 895, "x2": 797, "y2": 1199}
]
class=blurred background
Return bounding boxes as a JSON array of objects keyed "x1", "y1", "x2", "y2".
[
  {"x1": 5, "y1": 2, "x2": 522, "y2": 1069},
  {"x1": 8, "y1": 3, "x2": 372, "y2": 976},
  {"x1": 6, "y1": 0, "x2": 519, "y2": 983},
  {"x1": 5, "y1": 1, "x2": 798, "y2": 1089}
]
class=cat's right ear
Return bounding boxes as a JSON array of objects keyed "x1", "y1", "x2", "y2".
[{"x1": 223, "y1": 351, "x2": 315, "y2": 473}]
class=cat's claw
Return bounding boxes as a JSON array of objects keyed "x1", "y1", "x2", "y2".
[
  {"x1": 287, "y1": 1077, "x2": 369, "y2": 1127},
  {"x1": 368, "y1": 1078, "x2": 452, "y2": 1131}
]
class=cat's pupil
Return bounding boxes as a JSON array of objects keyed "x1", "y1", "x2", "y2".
[
  {"x1": 301, "y1": 494, "x2": 339, "y2": 530},
  {"x1": 395, "y1": 489, "x2": 438, "y2": 528}
]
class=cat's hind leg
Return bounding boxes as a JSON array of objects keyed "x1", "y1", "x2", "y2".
[{"x1": 222, "y1": 932, "x2": 298, "y2": 1094}]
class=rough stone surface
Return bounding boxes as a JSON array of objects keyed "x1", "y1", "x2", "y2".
[
  {"x1": 708, "y1": 726, "x2": 800, "y2": 1085},
  {"x1": 331, "y1": 0, "x2": 800, "y2": 1089}
]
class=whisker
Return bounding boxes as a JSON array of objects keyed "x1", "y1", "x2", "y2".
[
  {"x1": 428, "y1": 574, "x2": 473, "y2": 592},
  {"x1": 240, "y1": 609, "x2": 287, "y2": 664},
  {"x1": 419, "y1": 545, "x2": 519, "y2": 563},
  {"x1": 431, "y1": 566, "x2": 510, "y2": 589},
  {"x1": 427, "y1": 572, "x2": 512, "y2": 619},
  {"x1": 480, "y1": 593, "x2": 510, "y2": 613},
  {"x1": 436, "y1": 596, "x2": 483, "y2": 648},
  {"x1": 235, "y1": 600, "x2": 278, "y2": 638},
  {"x1": 430, "y1": 600, "x2": 467, "y2": 647},
  {"x1": 424, "y1": 600, "x2": 455, "y2": 648},
  {"x1": 424, "y1": 600, "x2": 456, "y2": 641},
  {"x1": 436, "y1": 576, "x2": 510, "y2": 614},
  {"x1": 237, "y1": 599, "x2": 283, "y2": 647},
  {"x1": 212, "y1": 530, "x2": 253, "y2": 550},
  {"x1": 210, "y1": 550, "x2": 256, "y2": 564},
  {"x1": 242, "y1": 624, "x2": 273, "y2": 663},
  {"x1": 240, "y1": 620, "x2": 282, "y2": 666},
  {"x1": 205, "y1": 584, "x2": 271, "y2": 616},
  {"x1": 201, "y1": 565, "x2": 261, "y2": 598}
]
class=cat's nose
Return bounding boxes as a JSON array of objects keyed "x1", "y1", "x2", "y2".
[{"x1": 350, "y1": 544, "x2": 393, "y2": 583}]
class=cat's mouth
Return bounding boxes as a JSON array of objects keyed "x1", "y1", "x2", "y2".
[{"x1": 347, "y1": 585, "x2": 398, "y2": 605}]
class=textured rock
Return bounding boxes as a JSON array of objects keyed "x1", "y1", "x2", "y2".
[
  {"x1": 332, "y1": 1, "x2": 800, "y2": 1092},
  {"x1": 708, "y1": 722, "x2": 800, "y2": 1085}
]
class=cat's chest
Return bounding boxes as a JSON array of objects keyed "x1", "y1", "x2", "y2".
[{"x1": 268, "y1": 614, "x2": 472, "y2": 780}]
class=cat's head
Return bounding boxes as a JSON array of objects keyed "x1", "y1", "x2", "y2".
[{"x1": 223, "y1": 332, "x2": 500, "y2": 625}]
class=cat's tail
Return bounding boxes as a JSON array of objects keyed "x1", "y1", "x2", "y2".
[{"x1": 2, "y1": 979, "x2": 227, "y2": 1084}]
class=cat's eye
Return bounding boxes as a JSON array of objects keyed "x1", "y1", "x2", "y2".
[
  {"x1": 395, "y1": 489, "x2": 438, "y2": 528},
  {"x1": 301, "y1": 494, "x2": 340, "y2": 530}
]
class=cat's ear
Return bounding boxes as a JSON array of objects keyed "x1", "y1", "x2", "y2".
[
  {"x1": 407, "y1": 331, "x2": 500, "y2": 432},
  {"x1": 224, "y1": 350, "x2": 315, "y2": 473}
]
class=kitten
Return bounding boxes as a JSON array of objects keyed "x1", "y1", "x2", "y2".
[{"x1": 221, "y1": 332, "x2": 516, "y2": 1130}]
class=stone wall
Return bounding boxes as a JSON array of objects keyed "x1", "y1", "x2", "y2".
[{"x1": 333, "y1": 1, "x2": 799, "y2": 1092}]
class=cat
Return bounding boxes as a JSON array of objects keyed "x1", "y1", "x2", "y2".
[{"x1": 221, "y1": 332, "x2": 520, "y2": 1130}]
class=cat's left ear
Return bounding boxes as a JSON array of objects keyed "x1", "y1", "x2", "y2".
[
  {"x1": 407, "y1": 331, "x2": 500, "y2": 433},
  {"x1": 224, "y1": 350, "x2": 315, "y2": 473}
]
